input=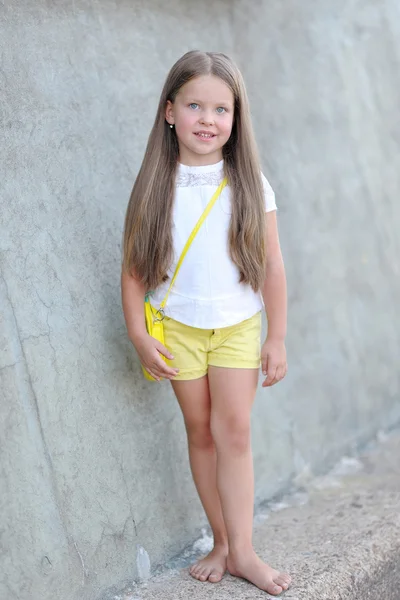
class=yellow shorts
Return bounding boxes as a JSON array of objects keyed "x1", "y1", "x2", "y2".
[{"x1": 163, "y1": 312, "x2": 262, "y2": 381}]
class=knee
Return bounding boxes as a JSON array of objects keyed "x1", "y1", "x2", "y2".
[
  {"x1": 185, "y1": 418, "x2": 214, "y2": 450},
  {"x1": 211, "y1": 414, "x2": 251, "y2": 455}
]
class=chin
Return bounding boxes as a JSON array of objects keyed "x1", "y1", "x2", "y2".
[{"x1": 192, "y1": 143, "x2": 224, "y2": 155}]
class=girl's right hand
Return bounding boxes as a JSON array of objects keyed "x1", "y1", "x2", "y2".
[{"x1": 132, "y1": 333, "x2": 179, "y2": 381}]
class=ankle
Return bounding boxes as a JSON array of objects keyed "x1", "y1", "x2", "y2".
[
  {"x1": 212, "y1": 536, "x2": 229, "y2": 550},
  {"x1": 228, "y1": 542, "x2": 254, "y2": 558}
]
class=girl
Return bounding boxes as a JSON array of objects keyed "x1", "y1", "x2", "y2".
[{"x1": 121, "y1": 51, "x2": 291, "y2": 596}]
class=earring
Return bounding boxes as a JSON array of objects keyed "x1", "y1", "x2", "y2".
[{"x1": 169, "y1": 124, "x2": 174, "y2": 129}]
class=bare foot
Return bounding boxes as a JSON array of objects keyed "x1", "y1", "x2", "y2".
[
  {"x1": 189, "y1": 544, "x2": 228, "y2": 583},
  {"x1": 227, "y1": 550, "x2": 291, "y2": 595}
]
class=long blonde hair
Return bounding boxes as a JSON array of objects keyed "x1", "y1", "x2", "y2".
[{"x1": 123, "y1": 50, "x2": 266, "y2": 291}]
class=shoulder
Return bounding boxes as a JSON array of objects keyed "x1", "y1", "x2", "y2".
[
  {"x1": 261, "y1": 172, "x2": 274, "y2": 195},
  {"x1": 260, "y1": 172, "x2": 277, "y2": 212}
]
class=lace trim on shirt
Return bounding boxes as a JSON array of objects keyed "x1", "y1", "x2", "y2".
[{"x1": 176, "y1": 170, "x2": 224, "y2": 188}]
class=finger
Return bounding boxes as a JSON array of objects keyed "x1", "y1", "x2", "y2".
[
  {"x1": 279, "y1": 363, "x2": 287, "y2": 381},
  {"x1": 280, "y1": 366, "x2": 287, "y2": 381},
  {"x1": 263, "y1": 376, "x2": 274, "y2": 387},
  {"x1": 155, "y1": 357, "x2": 179, "y2": 377},
  {"x1": 148, "y1": 346, "x2": 179, "y2": 377},
  {"x1": 275, "y1": 365, "x2": 286, "y2": 383},
  {"x1": 153, "y1": 359, "x2": 179, "y2": 380},
  {"x1": 263, "y1": 364, "x2": 278, "y2": 387},
  {"x1": 155, "y1": 341, "x2": 174, "y2": 361},
  {"x1": 159, "y1": 368, "x2": 179, "y2": 380},
  {"x1": 145, "y1": 368, "x2": 160, "y2": 382},
  {"x1": 261, "y1": 353, "x2": 269, "y2": 377}
]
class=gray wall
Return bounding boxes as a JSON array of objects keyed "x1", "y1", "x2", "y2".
[{"x1": 1, "y1": 1, "x2": 399, "y2": 599}]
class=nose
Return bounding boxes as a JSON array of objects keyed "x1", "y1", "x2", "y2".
[{"x1": 199, "y1": 111, "x2": 214, "y2": 126}]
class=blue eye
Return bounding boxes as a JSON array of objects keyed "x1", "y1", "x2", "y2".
[
  {"x1": 189, "y1": 103, "x2": 199, "y2": 110},
  {"x1": 216, "y1": 107, "x2": 226, "y2": 114}
]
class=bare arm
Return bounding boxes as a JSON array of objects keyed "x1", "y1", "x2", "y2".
[
  {"x1": 260, "y1": 211, "x2": 288, "y2": 387},
  {"x1": 121, "y1": 270, "x2": 147, "y2": 343},
  {"x1": 121, "y1": 270, "x2": 179, "y2": 381},
  {"x1": 261, "y1": 211, "x2": 287, "y2": 341}
]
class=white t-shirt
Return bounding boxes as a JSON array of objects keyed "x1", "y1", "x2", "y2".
[{"x1": 151, "y1": 159, "x2": 277, "y2": 329}]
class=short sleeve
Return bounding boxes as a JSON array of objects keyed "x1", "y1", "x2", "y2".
[{"x1": 261, "y1": 172, "x2": 277, "y2": 212}]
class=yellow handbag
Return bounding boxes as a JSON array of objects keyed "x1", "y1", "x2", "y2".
[{"x1": 143, "y1": 178, "x2": 227, "y2": 381}]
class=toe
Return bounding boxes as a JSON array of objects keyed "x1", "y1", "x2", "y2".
[
  {"x1": 208, "y1": 569, "x2": 223, "y2": 583},
  {"x1": 191, "y1": 565, "x2": 203, "y2": 579},
  {"x1": 199, "y1": 568, "x2": 210, "y2": 581},
  {"x1": 282, "y1": 577, "x2": 291, "y2": 589},
  {"x1": 275, "y1": 574, "x2": 290, "y2": 589},
  {"x1": 267, "y1": 583, "x2": 283, "y2": 596}
]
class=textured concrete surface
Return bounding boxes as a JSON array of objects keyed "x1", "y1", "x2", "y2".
[
  {"x1": 1, "y1": 1, "x2": 400, "y2": 600},
  {"x1": 233, "y1": 0, "x2": 400, "y2": 501},
  {"x1": 104, "y1": 429, "x2": 400, "y2": 600}
]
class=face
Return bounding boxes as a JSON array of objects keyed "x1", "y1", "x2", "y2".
[{"x1": 166, "y1": 74, "x2": 235, "y2": 166}]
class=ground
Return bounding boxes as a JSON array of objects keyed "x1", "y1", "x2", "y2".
[{"x1": 101, "y1": 428, "x2": 400, "y2": 600}]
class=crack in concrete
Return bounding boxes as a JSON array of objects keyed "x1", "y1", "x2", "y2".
[
  {"x1": 119, "y1": 461, "x2": 138, "y2": 537},
  {"x1": 93, "y1": 515, "x2": 136, "y2": 558},
  {"x1": 21, "y1": 332, "x2": 50, "y2": 343},
  {"x1": 0, "y1": 271, "x2": 70, "y2": 545},
  {"x1": 45, "y1": 310, "x2": 58, "y2": 372},
  {"x1": 73, "y1": 539, "x2": 89, "y2": 586},
  {"x1": 33, "y1": 285, "x2": 52, "y2": 310},
  {"x1": 16, "y1": 285, "x2": 59, "y2": 373},
  {"x1": 0, "y1": 361, "x2": 19, "y2": 371},
  {"x1": 92, "y1": 484, "x2": 137, "y2": 559}
]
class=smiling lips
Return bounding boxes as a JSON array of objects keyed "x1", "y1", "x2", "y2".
[{"x1": 194, "y1": 131, "x2": 216, "y2": 140}]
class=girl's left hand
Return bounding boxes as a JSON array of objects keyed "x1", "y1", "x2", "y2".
[{"x1": 261, "y1": 337, "x2": 288, "y2": 387}]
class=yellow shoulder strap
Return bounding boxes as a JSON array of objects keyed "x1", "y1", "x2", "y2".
[{"x1": 160, "y1": 177, "x2": 227, "y2": 310}]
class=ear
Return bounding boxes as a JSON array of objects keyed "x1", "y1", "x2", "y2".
[{"x1": 165, "y1": 100, "x2": 175, "y2": 125}]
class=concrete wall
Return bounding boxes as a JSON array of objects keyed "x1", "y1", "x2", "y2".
[{"x1": 1, "y1": 1, "x2": 399, "y2": 599}]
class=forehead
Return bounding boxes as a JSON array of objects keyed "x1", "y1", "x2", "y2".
[{"x1": 178, "y1": 75, "x2": 234, "y2": 104}]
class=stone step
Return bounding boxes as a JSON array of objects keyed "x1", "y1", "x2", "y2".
[{"x1": 105, "y1": 429, "x2": 400, "y2": 600}]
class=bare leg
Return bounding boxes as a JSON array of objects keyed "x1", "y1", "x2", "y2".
[
  {"x1": 172, "y1": 376, "x2": 228, "y2": 583},
  {"x1": 208, "y1": 366, "x2": 291, "y2": 595}
]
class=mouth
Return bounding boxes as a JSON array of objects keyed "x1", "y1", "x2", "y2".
[{"x1": 194, "y1": 131, "x2": 216, "y2": 141}]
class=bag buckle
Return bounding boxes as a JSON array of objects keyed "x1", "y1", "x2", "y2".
[{"x1": 153, "y1": 308, "x2": 165, "y2": 323}]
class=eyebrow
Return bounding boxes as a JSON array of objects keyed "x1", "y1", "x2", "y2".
[{"x1": 185, "y1": 97, "x2": 233, "y2": 106}]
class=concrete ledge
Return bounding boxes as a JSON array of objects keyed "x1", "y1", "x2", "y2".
[{"x1": 104, "y1": 430, "x2": 400, "y2": 600}]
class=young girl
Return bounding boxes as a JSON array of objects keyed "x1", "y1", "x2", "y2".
[{"x1": 121, "y1": 50, "x2": 291, "y2": 596}]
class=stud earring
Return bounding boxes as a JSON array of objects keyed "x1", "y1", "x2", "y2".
[{"x1": 169, "y1": 124, "x2": 174, "y2": 129}]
